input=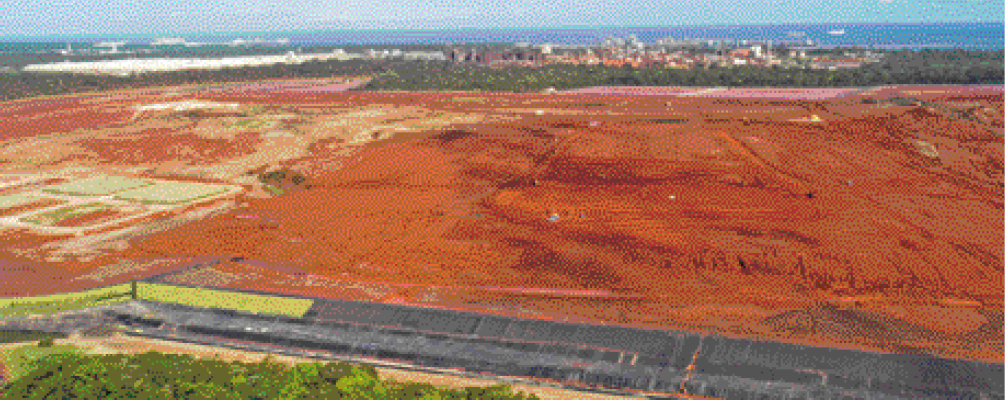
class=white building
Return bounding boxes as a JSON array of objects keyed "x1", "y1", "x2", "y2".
[{"x1": 403, "y1": 51, "x2": 446, "y2": 61}]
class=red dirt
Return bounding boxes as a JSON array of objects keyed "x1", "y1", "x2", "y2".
[
  {"x1": 2, "y1": 85, "x2": 1002, "y2": 363},
  {"x1": 74, "y1": 131, "x2": 261, "y2": 165},
  {"x1": 1, "y1": 103, "x2": 132, "y2": 142}
]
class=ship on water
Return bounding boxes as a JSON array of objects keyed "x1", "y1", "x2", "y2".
[
  {"x1": 827, "y1": 29, "x2": 846, "y2": 35},
  {"x1": 152, "y1": 37, "x2": 186, "y2": 46}
]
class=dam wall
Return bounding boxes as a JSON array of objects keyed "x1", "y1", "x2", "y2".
[{"x1": 5, "y1": 292, "x2": 999, "y2": 399}]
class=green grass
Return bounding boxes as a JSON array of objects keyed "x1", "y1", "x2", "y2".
[
  {"x1": 40, "y1": 176, "x2": 155, "y2": 197},
  {"x1": 0, "y1": 284, "x2": 133, "y2": 309},
  {"x1": 0, "y1": 331, "x2": 68, "y2": 345},
  {"x1": 20, "y1": 202, "x2": 110, "y2": 226},
  {"x1": 0, "y1": 284, "x2": 133, "y2": 317},
  {"x1": 0, "y1": 296, "x2": 131, "y2": 318},
  {"x1": 0, "y1": 344, "x2": 85, "y2": 383},
  {"x1": 262, "y1": 184, "x2": 284, "y2": 196},
  {"x1": 136, "y1": 283, "x2": 313, "y2": 318},
  {"x1": 113, "y1": 181, "x2": 232, "y2": 205}
]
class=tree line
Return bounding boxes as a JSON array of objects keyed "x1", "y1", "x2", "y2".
[
  {"x1": 1, "y1": 347, "x2": 540, "y2": 399},
  {"x1": 359, "y1": 49, "x2": 1004, "y2": 91},
  {"x1": 0, "y1": 49, "x2": 1001, "y2": 102}
]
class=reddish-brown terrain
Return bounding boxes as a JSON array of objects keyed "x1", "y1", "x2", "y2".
[{"x1": 1, "y1": 82, "x2": 1002, "y2": 363}]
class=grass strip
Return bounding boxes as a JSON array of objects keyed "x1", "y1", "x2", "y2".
[
  {"x1": 0, "y1": 293, "x2": 133, "y2": 318},
  {"x1": 0, "y1": 284, "x2": 133, "y2": 309},
  {"x1": 136, "y1": 283, "x2": 313, "y2": 318},
  {"x1": 0, "y1": 298, "x2": 130, "y2": 318}
]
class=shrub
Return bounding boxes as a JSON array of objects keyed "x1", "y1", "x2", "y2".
[
  {"x1": 36, "y1": 337, "x2": 54, "y2": 348},
  {"x1": 0, "y1": 350, "x2": 541, "y2": 399}
]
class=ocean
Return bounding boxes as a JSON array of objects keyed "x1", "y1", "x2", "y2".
[{"x1": 1, "y1": 22, "x2": 1002, "y2": 50}]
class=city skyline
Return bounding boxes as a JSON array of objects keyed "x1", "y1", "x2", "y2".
[{"x1": 1, "y1": 0, "x2": 1002, "y2": 39}]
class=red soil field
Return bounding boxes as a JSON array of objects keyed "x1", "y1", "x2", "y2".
[
  {"x1": 74, "y1": 131, "x2": 262, "y2": 165},
  {"x1": 2, "y1": 84, "x2": 1002, "y2": 363},
  {"x1": 2, "y1": 103, "x2": 133, "y2": 142}
]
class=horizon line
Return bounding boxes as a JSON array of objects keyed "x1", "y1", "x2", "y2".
[{"x1": 2, "y1": 20, "x2": 1002, "y2": 41}]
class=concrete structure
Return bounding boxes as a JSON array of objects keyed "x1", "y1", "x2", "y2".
[{"x1": 403, "y1": 51, "x2": 447, "y2": 61}]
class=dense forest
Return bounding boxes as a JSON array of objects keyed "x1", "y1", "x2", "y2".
[
  {"x1": 0, "y1": 345, "x2": 541, "y2": 399},
  {"x1": 0, "y1": 49, "x2": 1001, "y2": 102}
]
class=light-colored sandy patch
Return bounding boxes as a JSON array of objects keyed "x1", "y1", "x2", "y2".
[
  {"x1": 34, "y1": 201, "x2": 236, "y2": 259},
  {"x1": 204, "y1": 135, "x2": 312, "y2": 180},
  {"x1": 263, "y1": 130, "x2": 297, "y2": 138},
  {"x1": 0, "y1": 139, "x2": 94, "y2": 169}
]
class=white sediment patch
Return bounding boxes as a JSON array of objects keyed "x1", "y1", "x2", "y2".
[
  {"x1": 113, "y1": 181, "x2": 238, "y2": 205},
  {"x1": 134, "y1": 100, "x2": 240, "y2": 112},
  {"x1": 41, "y1": 176, "x2": 156, "y2": 197}
]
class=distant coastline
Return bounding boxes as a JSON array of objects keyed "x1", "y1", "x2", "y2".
[{"x1": 2, "y1": 22, "x2": 1002, "y2": 49}]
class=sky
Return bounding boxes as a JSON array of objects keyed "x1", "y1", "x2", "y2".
[{"x1": 0, "y1": 0, "x2": 1002, "y2": 38}]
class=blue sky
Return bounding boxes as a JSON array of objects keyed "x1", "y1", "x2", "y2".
[{"x1": 1, "y1": 0, "x2": 1002, "y2": 38}]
